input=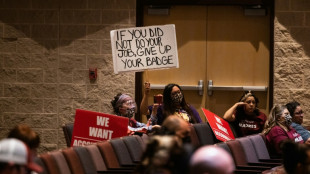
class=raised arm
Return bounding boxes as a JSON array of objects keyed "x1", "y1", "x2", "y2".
[
  {"x1": 223, "y1": 102, "x2": 245, "y2": 122},
  {"x1": 140, "y1": 82, "x2": 151, "y2": 115}
]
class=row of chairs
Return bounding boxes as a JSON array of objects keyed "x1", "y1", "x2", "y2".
[
  {"x1": 189, "y1": 123, "x2": 283, "y2": 173},
  {"x1": 34, "y1": 134, "x2": 149, "y2": 174},
  {"x1": 57, "y1": 122, "x2": 282, "y2": 174}
]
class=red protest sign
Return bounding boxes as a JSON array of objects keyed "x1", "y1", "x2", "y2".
[
  {"x1": 71, "y1": 109, "x2": 129, "y2": 147},
  {"x1": 202, "y1": 108, "x2": 235, "y2": 142}
]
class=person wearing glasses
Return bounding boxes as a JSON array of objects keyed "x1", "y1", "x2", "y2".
[
  {"x1": 262, "y1": 105, "x2": 303, "y2": 156},
  {"x1": 223, "y1": 91, "x2": 267, "y2": 137},
  {"x1": 286, "y1": 101, "x2": 310, "y2": 144},
  {"x1": 111, "y1": 93, "x2": 160, "y2": 135}
]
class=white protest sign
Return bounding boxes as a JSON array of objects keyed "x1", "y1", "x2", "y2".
[{"x1": 110, "y1": 24, "x2": 179, "y2": 74}]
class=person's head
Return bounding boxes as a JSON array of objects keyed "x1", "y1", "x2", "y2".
[
  {"x1": 286, "y1": 101, "x2": 304, "y2": 125},
  {"x1": 163, "y1": 84, "x2": 185, "y2": 108},
  {"x1": 281, "y1": 140, "x2": 310, "y2": 174},
  {"x1": 137, "y1": 135, "x2": 183, "y2": 174},
  {"x1": 0, "y1": 138, "x2": 42, "y2": 174},
  {"x1": 160, "y1": 115, "x2": 191, "y2": 143},
  {"x1": 238, "y1": 91, "x2": 259, "y2": 115},
  {"x1": 263, "y1": 104, "x2": 292, "y2": 134},
  {"x1": 111, "y1": 93, "x2": 137, "y2": 118},
  {"x1": 7, "y1": 124, "x2": 40, "y2": 157},
  {"x1": 190, "y1": 146, "x2": 235, "y2": 174}
]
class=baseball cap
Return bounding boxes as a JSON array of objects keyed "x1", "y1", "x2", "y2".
[{"x1": 0, "y1": 138, "x2": 43, "y2": 172}]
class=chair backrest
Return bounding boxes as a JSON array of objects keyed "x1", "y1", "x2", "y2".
[
  {"x1": 193, "y1": 123, "x2": 219, "y2": 145},
  {"x1": 189, "y1": 125, "x2": 200, "y2": 147},
  {"x1": 228, "y1": 121, "x2": 239, "y2": 138},
  {"x1": 122, "y1": 136, "x2": 143, "y2": 163},
  {"x1": 73, "y1": 146, "x2": 97, "y2": 174},
  {"x1": 216, "y1": 142, "x2": 232, "y2": 155},
  {"x1": 62, "y1": 148, "x2": 85, "y2": 174},
  {"x1": 248, "y1": 134, "x2": 271, "y2": 159},
  {"x1": 49, "y1": 151, "x2": 72, "y2": 174},
  {"x1": 97, "y1": 141, "x2": 121, "y2": 169},
  {"x1": 226, "y1": 140, "x2": 248, "y2": 166},
  {"x1": 84, "y1": 144, "x2": 107, "y2": 171},
  {"x1": 134, "y1": 135, "x2": 146, "y2": 150},
  {"x1": 40, "y1": 153, "x2": 60, "y2": 174},
  {"x1": 110, "y1": 138, "x2": 135, "y2": 166},
  {"x1": 237, "y1": 137, "x2": 260, "y2": 163},
  {"x1": 33, "y1": 156, "x2": 48, "y2": 174},
  {"x1": 215, "y1": 142, "x2": 236, "y2": 166},
  {"x1": 62, "y1": 123, "x2": 74, "y2": 147}
]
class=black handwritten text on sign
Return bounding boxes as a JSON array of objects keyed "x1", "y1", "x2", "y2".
[{"x1": 110, "y1": 24, "x2": 179, "y2": 74}]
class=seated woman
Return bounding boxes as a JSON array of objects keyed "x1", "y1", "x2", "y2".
[
  {"x1": 111, "y1": 93, "x2": 160, "y2": 135},
  {"x1": 140, "y1": 82, "x2": 202, "y2": 125},
  {"x1": 223, "y1": 91, "x2": 267, "y2": 137},
  {"x1": 262, "y1": 104, "x2": 304, "y2": 156},
  {"x1": 286, "y1": 101, "x2": 310, "y2": 144}
]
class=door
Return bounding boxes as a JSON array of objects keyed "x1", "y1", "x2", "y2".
[{"x1": 140, "y1": 5, "x2": 270, "y2": 122}]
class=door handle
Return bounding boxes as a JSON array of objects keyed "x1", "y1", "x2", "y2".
[
  {"x1": 150, "y1": 80, "x2": 204, "y2": 96},
  {"x1": 207, "y1": 80, "x2": 268, "y2": 96}
]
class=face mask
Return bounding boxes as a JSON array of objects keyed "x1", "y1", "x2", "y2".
[
  {"x1": 284, "y1": 114, "x2": 292, "y2": 126},
  {"x1": 124, "y1": 107, "x2": 136, "y2": 118},
  {"x1": 171, "y1": 92, "x2": 183, "y2": 104}
]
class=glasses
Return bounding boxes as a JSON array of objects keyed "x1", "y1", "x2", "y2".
[
  {"x1": 123, "y1": 100, "x2": 136, "y2": 107},
  {"x1": 294, "y1": 110, "x2": 304, "y2": 115}
]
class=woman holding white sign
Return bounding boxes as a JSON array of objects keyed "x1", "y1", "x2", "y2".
[
  {"x1": 140, "y1": 82, "x2": 202, "y2": 125},
  {"x1": 111, "y1": 93, "x2": 160, "y2": 135},
  {"x1": 223, "y1": 91, "x2": 267, "y2": 137}
]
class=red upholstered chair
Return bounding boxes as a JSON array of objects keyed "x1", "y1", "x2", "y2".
[
  {"x1": 73, "y1": 146, "x2": 97, "y2": 174},
  {"x1": 226, "y1": 140, "x2": 271, "y2": 172},
  {"x1": 40, "y1": 153, "x2": 60, "y2": 174},
  {"x1": 49, "y1": 151, "x2": 72, "y2": 174},
  {"x1": 84, "y1": 144, "x2": 108, "y2": 172},
  {"x1": 97, "y1": 141, "x2": 121, "y2": 169},
  {"x1": 62, "y1": 148, "x2": 85, "y2": 174},
  {"x1": 33, "y1": 156, "x2": 48, "y2": 174}
]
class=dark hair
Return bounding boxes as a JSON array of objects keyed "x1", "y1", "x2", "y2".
[
  {"x1": 286, "y1": 101, "x2": 300, "y2": 117},
  {"x1": 236, "y1": 91, "x2": 260, "y2": 116},
  {"x1": 281, "y1": 140, "x2": 310, "y2": 174},
  {"x1": 111, "y1": 93, "x2": 123, "y2": 115},
  {"x1": 162, "y1": 84, "x2": 196, "y2": 123},
  {"x1": 7, "y1": 124, "x2": 40, "y2": 149}
]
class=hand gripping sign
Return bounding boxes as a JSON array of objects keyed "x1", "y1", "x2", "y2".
[
  {"x1": 110, "y1": 24, "x2": 179, "y2": 74},
  {"x1": 71, "y1": 109, "x2": 128, "y2": 147},
  {"x1": 202, "y1": 108, "x2": 235, "y2": 142}
]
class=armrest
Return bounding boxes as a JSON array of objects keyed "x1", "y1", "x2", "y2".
[
  {"x1": 247, "y1": 162, "x2": 280, "y2": 168},
  {"x1": 98, "y1": 170, "x2": 133, "y2": 174},
  {"x1": 259, "y1": 158, "x2": 282, "y2": 163},
  {"x1": 234, "y1": 169, "x2": 263, "y2": 174},
  {"x1": 236, "y1": 165, "x2": 271, "y2": 171}
]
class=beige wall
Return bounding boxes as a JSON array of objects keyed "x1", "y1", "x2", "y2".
[
  {"x1": 1, "y1": 0, "x2": 310, "y2": 153},
  {"x1": 274, "y1": 0, "x2": 310, "y2": 126},
  {"x1": 0, "y1": 0, "x2": 136, "y2": 153}
]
